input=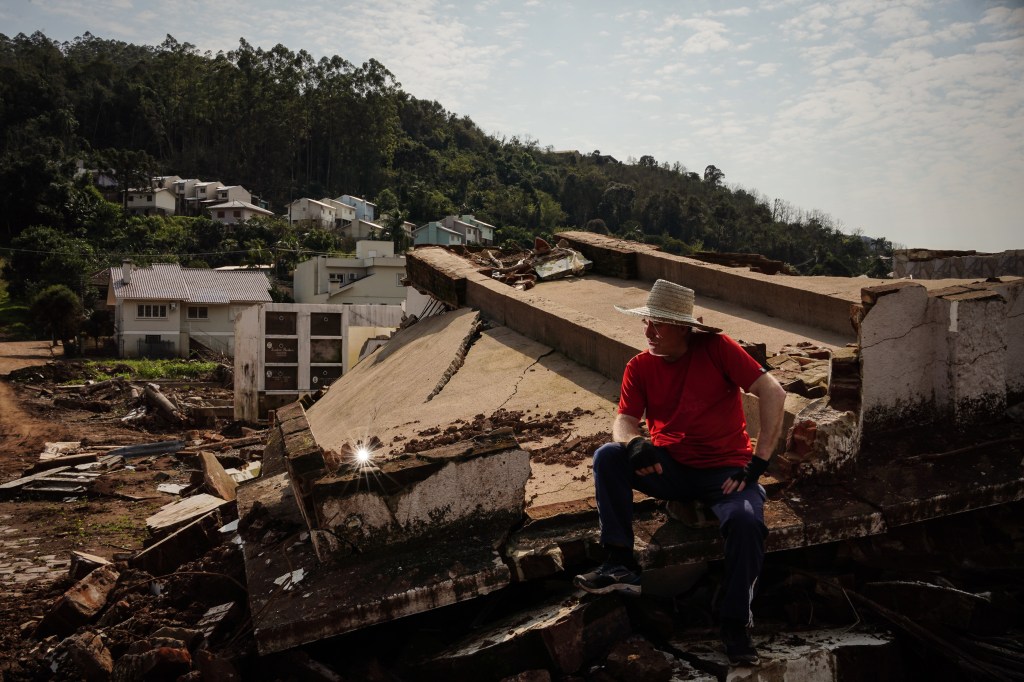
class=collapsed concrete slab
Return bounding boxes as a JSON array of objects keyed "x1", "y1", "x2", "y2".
[
  {"x1": 238, "y1": 425, "x2": 530, "y2": 654},
  {"x1": 237, "y1": 234, "x2": 1023, "y2": 661},
  {"x1": 673, "y1": 627, "x2": 903, "y2": 680},
  {"x1": 310, "y1": 432, "x2": 530, "y2": 556},
  {"x1": 422, "y1": 593, "x2": 631, "y2": 679}
]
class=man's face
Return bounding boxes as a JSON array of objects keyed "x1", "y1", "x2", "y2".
[{"x1": 642, "y1": 319, "x2": 691, "y2": 359}]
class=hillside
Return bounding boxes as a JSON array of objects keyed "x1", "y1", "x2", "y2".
[{"x1": 0, "y1": 31, "x2": 890, "y2": 297}]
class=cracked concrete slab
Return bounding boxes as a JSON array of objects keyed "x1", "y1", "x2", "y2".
[
  {"x1": 306, "y1": 307, "x2": 619, "y2": 512},
  {"x1": 672, "y1": 627, "x2": 901, "y2": 680}
]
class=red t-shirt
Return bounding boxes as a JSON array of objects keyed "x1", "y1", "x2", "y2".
[{"x1": 618, "y1": 332, "x2": 766, "y2": 468}]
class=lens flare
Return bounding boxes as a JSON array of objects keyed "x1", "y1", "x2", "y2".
[{"x1": 355, "y1": 446, "x2": 372, "y2": 464}]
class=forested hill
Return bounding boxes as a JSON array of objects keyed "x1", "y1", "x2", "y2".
[{"x1": 0, "y1": 31, "x2": 890, "y2": 279}]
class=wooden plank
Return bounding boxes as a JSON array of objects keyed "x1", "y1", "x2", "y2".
[{"x1": 0, "y1": 466, "x2": 73, "y2": 491}]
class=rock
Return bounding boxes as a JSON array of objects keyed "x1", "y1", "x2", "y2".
[
  {"x1": 603, "y1": 636, "x2": 673, "y2": 682},
  {"x1": 67, "y1": 631, "x2": 114, "y2": 681},
  {"x1": 111, "y1": 642, "x2": 192, "y2": 682},
  {"x1": 37, "y1": 564, "x2": 120, "y2": 637}
]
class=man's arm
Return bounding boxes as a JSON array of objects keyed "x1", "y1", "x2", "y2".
[
  {"x1": 613, "y1": 413, "x2": 644, "y2": 443},
  {"x1": 722, "y1": 371, "x2": 787, "y2": 494},
  {"x1": 748, "y1": 372, "x2": 787, "y2": 461},
  {"x1": 613, "y1": 413, "x2": 662, "y2": 476}
]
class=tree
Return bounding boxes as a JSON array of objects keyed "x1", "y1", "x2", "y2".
[
  {"x1": 703, "y1": 165, "x2": 725, "y2": 187},
  {"x1": 2, "y1": 226, "x2": 97, "y2": 299},
  {"x1": 30, "y1": 285, "x2": 84, "y2": 354},
  {"x1": 82, "y1": 308, "x2": 114, "y2": 348}
]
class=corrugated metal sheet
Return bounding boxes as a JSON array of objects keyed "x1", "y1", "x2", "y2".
[{"x1": 109, "y1": 264, "x2": 272, "y2": 304}]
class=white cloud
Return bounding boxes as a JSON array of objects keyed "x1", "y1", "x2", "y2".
[{"x1": 870, "y1": 6, "x2": 930, "y2": 39}]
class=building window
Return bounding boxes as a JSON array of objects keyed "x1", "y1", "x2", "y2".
[
  {"x1": 218, "y1": 210, "x2": 225, "y2": 218},
  {"x1": 349, "y1": 273, "x2": 358, "y2": 281},
  {"x1": 147, "y1": 195, "x2": 153, "y2": 202},
  {"x1": 144, "y1": 334, "x2": 161, "y2": 343},
  {"x1": 187, "y1": 306, "x2": 209, "y2": 319},
  {"x1": 396, "y1": 273, "x2": 404, "y2": 287},
  {"x1": 137, "y1": 304, "x2": 167, "y2": 318},
  {"x1": 329, "y1": 273, "x2": 342, "y2": 282},
  {"x1": 233, "y1": 210, "x2": 241, "y2": 218}
]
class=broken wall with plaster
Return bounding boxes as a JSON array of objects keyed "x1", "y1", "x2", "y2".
[{"x1": 859, "y1": 279, "x2": 1023, "y2": 432}]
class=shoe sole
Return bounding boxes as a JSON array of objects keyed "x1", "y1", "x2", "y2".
[{"x1": 573, "y1": 578, "x2": 642, "y2": 596}]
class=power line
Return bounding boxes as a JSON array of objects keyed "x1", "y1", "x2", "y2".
[{"x1": 0, "y1": 245, "x2": 337, "y2": 259}]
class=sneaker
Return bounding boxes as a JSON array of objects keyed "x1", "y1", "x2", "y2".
[
  {"x1": 720, "y1": 620, "x2": 760, "y2": 666},
  {"x1": 573, "y1": 562, "x2": 642, "y2": 595}
]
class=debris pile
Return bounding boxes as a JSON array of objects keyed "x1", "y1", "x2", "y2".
[
  {"x1": 462, "y1": 238, "x2": 593, "y2": 290},
  {"x1": 8, "y1": 361, "x2": 234, "y2": 431},
  {"x1": 0, "y1": 429, "x2": 266, "y2": 502}
]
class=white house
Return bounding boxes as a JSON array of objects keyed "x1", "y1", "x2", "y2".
[
  {"x1": 207, "y1": 200, "x2": 274, "y2": 226},
  {"x1": 184, "y1": 180, "x2": 223, "y2": 215},
  {"x1": 215, "y1": 185, "x2": 253, "y2": 205},
  {"x1": 106, "y1": 262, "x2": 272, "y2": 358},
  {"x1": 287, "y1": 198, "x2": 338, "y2": 230},
  {"x1": 125, "y1": 187, "x2": 176, "y2": 216},
  {"x1": 293, "y1": 240, "x2": 406, "y2": 305}
]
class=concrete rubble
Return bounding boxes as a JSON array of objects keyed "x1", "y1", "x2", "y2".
[
  {"x1": 4, "y1": 232, "x2": 1022, "y2": 680},
  {"x1": 196, "y1": 232, "x2": 1022, "y2": 678}
]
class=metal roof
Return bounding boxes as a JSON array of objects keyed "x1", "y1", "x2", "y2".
[{"x1": 109, "y1": 263, "x2": 273, "y2": 304}]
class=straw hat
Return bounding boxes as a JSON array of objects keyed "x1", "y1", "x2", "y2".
[{"x1": 614, "y1": 279, "x2": 721, "y2": 333}]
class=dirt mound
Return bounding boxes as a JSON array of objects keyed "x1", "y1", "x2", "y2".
[
  {"x1": 6, "y1": 360, "x2": 89, "y2": 384},
  {"x1": 394, "y1": 407, "x2": 603, "y2": 466}
]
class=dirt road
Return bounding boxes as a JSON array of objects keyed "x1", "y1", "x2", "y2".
[{"x1": 0, "y1": 341, "x2": 65, "y2": 479}]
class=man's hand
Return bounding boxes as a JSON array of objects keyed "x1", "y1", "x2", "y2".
[
  {"x1": 723, "y1": 456, "x2": 769, "y2": 494},
  {"x1": 626, "y1": 436, "x2": 663, "y2": 476}
]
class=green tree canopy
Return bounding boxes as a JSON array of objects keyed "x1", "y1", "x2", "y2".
[{"x1": 30, "y1": 284, "x2": 84, "y2": 354}]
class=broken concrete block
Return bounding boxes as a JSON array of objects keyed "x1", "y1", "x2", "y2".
[
  {"x1": 499, "y1": 671, "x2": 552, "y2": 682},
  {"x1": 425, "y1": 594, "x2": 630, "y2": 679},
  {"x1": 151, "y1": 626, "x2": 204, "y2": 650},
  {"x1": 777, "y1": 398, "x2": 860, "y2": 479},
  {"x1": 69, "y1": 550, "x2": 111, "y2": 581},
  {"x1": 133, "y1": 510, "x2": 225, "y2": 576},
  {"x1": 602, "y1": 636, "x2": 676, "y2": 682},
  {"x1": 199, "y1": 451, "x2": 238, "y2": 501},
  {"x1": 196, "y1": 602, "x2": 241, "y2": 643},
  {"x1": 110, "y1": 641, "x2": 192, "y2": 682},
  {"x1": 37, "y1": 564, "x2": 120, "y2": 637},
  {"x1": 194, "y1": 648, "x2": 240, "y2": 681},
  {"x1": 673, "y1": 627, "x2": 902, "y2": 680},
  {"x1": 66, "y1": 631, "x2": 114, "y2": 681},
  {"x1": 145, "y1": 493, "x2": 233, "y2": 541},
  {"x1": 311, "y1": 434, "x2": 530, "y2": 557}
]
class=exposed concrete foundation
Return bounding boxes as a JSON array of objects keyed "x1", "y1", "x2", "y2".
[{"x1": 311, "y1": 433, "x2": 530, "y2": 556}]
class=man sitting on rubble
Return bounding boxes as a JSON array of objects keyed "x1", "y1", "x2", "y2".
[{"x1": 574, "y1": 279, "x2": 787, "y2": 666}]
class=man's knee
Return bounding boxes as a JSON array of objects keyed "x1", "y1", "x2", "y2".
[
  {"x1": 720, "y1": 500, "x2": 767, "y2": 542},
  {"x1": 592, "y1": 442, "x2": 627, "y2": 474}
]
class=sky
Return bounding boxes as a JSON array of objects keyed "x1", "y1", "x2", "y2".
[{"x1": 4, "y1": 0, "x2": 1023, "y2": 252}]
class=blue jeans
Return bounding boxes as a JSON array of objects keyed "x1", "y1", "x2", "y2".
[{"x1": 592, "y1": 441, "x2": 767, "y2": 623}]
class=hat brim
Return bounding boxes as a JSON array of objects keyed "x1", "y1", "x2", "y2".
[{"x1": 614, "y1": 305, "x2": 721, "y2": 334}]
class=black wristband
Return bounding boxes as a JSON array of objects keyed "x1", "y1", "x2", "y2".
[{"x1": 745, "y1": 456, "x2": 769, "y2": 481}]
